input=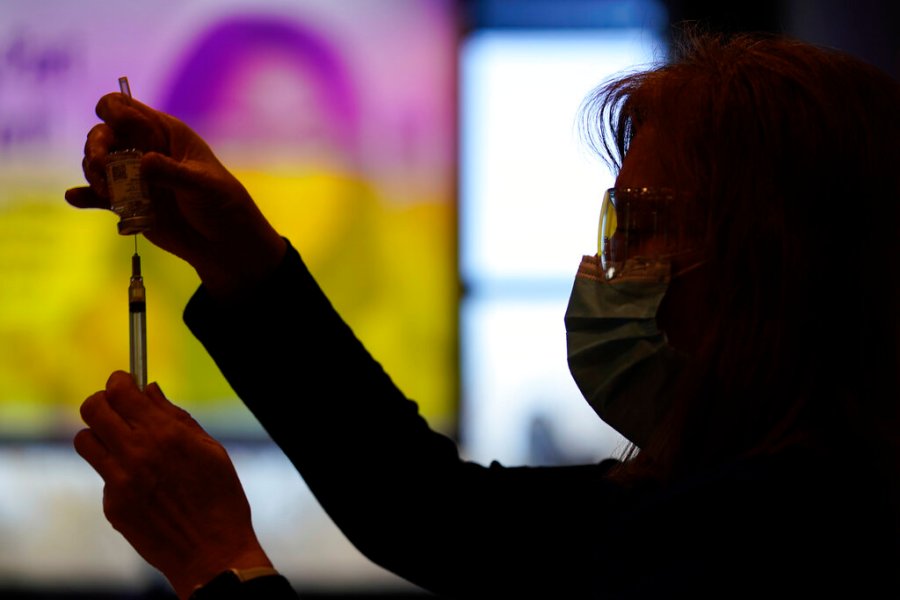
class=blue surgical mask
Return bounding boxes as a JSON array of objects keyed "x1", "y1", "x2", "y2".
[{"x1": 564, "y1": 254, "x2": 686, "y2": 448}]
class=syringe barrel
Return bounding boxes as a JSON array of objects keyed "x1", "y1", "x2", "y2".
[
  {"x1": 129, "y1": 253, "x2": 147, "y2": 391},
  {"x1": 130, "y1": 306, "x2": 147, "y2": 391}
]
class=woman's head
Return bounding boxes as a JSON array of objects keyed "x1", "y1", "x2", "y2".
[{"x1": 582, "y1": 29, "x2": 900, "y2": 473}]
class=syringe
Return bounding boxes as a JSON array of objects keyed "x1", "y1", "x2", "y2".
[
  {"x1": 129, "y1": 239, "x2": 148, "y2": 391},
  {"x1": 115, "y1": 75, "x2": 148, "y2": 390}
]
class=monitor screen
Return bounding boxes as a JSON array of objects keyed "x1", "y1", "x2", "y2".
[
  {"x1": 0, "y1": 0, "x2": 458, "y2": 439},
  {"x1": 458, "y1": 25, "x2": 668, "y2": 466},
  {"x1": 0, "y1": 0, "x2": 457, "y2": 594}
]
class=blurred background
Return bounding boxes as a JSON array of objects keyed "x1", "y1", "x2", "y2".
[{"x1": 0, "y1": 0, "x2": 895, "y2": 598}]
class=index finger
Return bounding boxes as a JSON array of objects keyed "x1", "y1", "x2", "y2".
[
  {"x1": 103, "y1": 370, "x2": 164, "y2": 426},
  {"x1": 95, "y1": 93, "x2": 170, "y2": 153}
]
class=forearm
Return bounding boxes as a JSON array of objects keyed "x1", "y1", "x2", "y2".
[{"x1": 184, "y1": 241, "x2": 451, "y2": 483}]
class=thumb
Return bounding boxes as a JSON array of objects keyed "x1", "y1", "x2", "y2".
[
  {"x1": 143, "y1": 381, "x2": 169, "y2": 407},
  {"x1": 65, "y1": 186, "x2": 111, "y2": 210},
  {"x1": 145, "y1": 381, "x2": 200, "y2": 426}
]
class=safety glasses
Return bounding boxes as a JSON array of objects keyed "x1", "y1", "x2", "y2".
[{"x1": 598, "y1": 187, "x2": 705, "y2": 280}]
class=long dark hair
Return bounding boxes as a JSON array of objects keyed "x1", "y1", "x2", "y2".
[{"x1": 581, "y1": 28, "x2": 900, "y2": 484}]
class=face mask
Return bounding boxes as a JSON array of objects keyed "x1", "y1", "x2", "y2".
[{"x1": 564, "y1": 254, "x2": 686, "y2": 448}]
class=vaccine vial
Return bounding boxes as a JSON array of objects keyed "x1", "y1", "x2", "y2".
[{"x1": 106, "y1": 149, "x2": 154, "y2": 234}]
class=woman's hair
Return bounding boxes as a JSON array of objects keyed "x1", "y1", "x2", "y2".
[{"x1": 580, "y1": 28, "x2": 900, "y2": 482}]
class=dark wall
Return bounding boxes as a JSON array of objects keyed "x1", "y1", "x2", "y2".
[
  {"x1": 664, "y1": 0, "x2": 782, "y2": 33},
  {"x1": 665, "y1": 0, "x2": 900, "y2": 79}
]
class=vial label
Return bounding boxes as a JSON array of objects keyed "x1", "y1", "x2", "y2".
[{"x1": 106, "y1": 150, "x2": 154, "y2": 234}]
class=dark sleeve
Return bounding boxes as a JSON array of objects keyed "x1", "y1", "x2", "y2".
[
  {"x1": 189, "y1": 573, "x2": 298, "y2": 600},
  {"x1": 184, "y1": 240, "x2": 625, "y2": 598}
]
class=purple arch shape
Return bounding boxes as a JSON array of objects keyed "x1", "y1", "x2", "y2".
[{"x1": 159, "y1": 12, "x2": 360, "y2": 150}]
